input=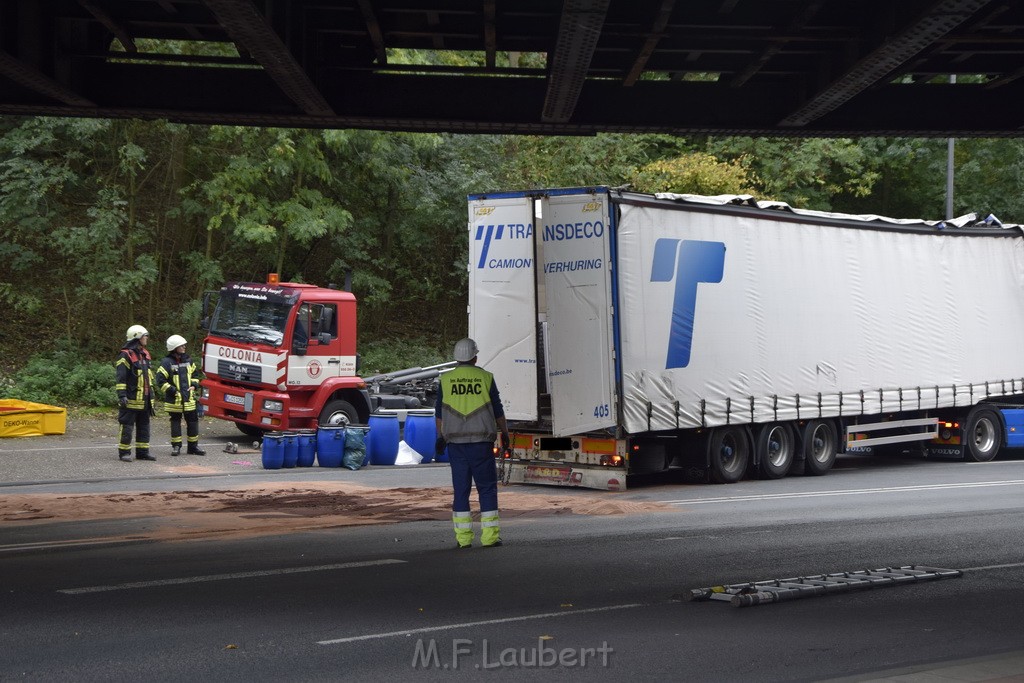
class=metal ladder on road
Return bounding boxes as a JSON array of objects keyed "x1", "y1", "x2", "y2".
[{"x1": 686, "y1": 565, "x2": 962, "y2": 608}]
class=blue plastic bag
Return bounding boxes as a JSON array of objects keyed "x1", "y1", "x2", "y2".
[{"x1": 343, "y1": 426, "x2": 369, "y2": 470}]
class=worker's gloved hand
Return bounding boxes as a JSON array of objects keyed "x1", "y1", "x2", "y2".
[
  {"x1": 118, "y1": 396, "x2": 128, "y2": 408},
  {"x1": 435, "y1": 437, "x2": 447, "y2": 456},
  {"x1": 166, "y1": 387, "x2": 177, "y2": 400},
  {"x1": 500, "y1": 433, "x2": 510, "y2": 450}
]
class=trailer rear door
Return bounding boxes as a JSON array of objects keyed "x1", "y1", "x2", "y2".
[
  {"x1": 540, "y1": 190, "x2": 617, "y2": 436},
  {"x1": 467, "y1": 194, "x2": 538, "y2": 421}
]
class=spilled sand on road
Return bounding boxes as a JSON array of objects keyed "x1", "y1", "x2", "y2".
[{"x1": 0, "y1": 482, "x2": 671, "y2": 542}]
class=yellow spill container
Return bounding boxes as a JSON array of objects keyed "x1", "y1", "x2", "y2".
[{"x1": 0, "y1": 399, "x2": 67, "y2": 437}]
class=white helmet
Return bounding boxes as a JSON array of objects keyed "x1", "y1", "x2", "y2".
[
  {"x1": 453, "y1": 338, "x2": 479, "y2": 362},
  {"x1": 166, "y1": 334, "x2": 187, "y2": 352},
  {"x1": 126, "y1": 324, "x2": 149, "y2": 341}
]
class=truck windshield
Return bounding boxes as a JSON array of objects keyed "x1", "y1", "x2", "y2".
[{"x1": 209, "y1": 293, "x2": 291, "y2": 347}]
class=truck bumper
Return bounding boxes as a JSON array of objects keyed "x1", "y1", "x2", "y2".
[
  {"x1": 500, "y1": 459, "x2": 628, "y2": 491},
  {"x1": 200, "y1": 380, "x2": 296, "y2": 430}
]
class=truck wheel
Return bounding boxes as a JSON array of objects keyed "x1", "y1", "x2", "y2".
[
  {"x1": 756, "y1": 423, "x2": 794, "y2": 479},
  {"x1": 319, "y1": 399, "x2": 358, "y2": 428},
  {"x1": 236, "y1": 423, "x2": 266, "y2": 439},
  {"x1": 964, "y1": 406, "x2": 1002, "y2": 462},
  {"x1": 802, "y1": 420, "x2": 837, "y2": 476},
  {"x1": 707, "y1": 426, "x2": 750, "y2": 484}
]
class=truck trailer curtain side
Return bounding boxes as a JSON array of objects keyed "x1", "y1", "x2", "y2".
[{"x1": 615, "y1": 194, "x2": 1024, "y2": 432}]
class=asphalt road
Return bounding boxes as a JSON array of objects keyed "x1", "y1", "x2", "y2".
[{"x1": 2, "y1": 423, "x2": 1024, "y2": 681}]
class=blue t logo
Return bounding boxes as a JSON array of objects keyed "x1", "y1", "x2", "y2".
[
  {"x1": 651, "y1": 239, "x2": 726, "y2": 369},
  {"x1": 475, "y1": 224, "x2": 504, "y2": 268}
]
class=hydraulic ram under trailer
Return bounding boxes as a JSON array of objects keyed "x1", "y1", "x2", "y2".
[{"x1": 468, "y1": 188, "x2": 1024, "y2": 490}]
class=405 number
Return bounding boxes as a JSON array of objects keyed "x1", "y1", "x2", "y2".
[{"x1": 593, "y1": 403, "x2": 610, "y2": 418}]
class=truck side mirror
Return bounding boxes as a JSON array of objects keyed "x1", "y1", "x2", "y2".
[
  {"x1": 292, "y1": 338, "x2": 308, "y2": 356},
  {"x1": 317, "y1": 332, "x2": 332, "y2": 345},
  {"x1": 320, "y1": 307, "x2": 334, "y2": 336},
  {"x1": 200, "y1": 291, "x2": 215, "y2": 330}
]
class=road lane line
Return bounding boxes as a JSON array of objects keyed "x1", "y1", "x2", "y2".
[
  {"x1": 960, "y1": 562, "x2": 1024, "y2": 572},
  {"x1": 0, "y1": 445, "x2": 119, "y2": 452},
  {"x1": 59, "y1": 558, "x2": 406, "y2": 594},
  {"x1": 317, "y1": 603, "x2": 646, "y2": 645},
  {"x1": 664, "y1": 479, "x2": 1024, "y2": 505},
  {"x1": 655, "y1": 529, "x2": 772, "y2": 542},
  {"x1": 1, "y1": 538, "x2": 147, "y2": 553}
]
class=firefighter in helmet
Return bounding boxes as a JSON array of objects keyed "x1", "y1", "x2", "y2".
[
  {"x1": 435, "y1": 338, "x2": 509, "y2": 548},
  {"x1": 115, "y1": 325, "x2": 156, "y2": 462},
  {"x1": 155, "y1": 334, "x2": 205, "y2": 456}
]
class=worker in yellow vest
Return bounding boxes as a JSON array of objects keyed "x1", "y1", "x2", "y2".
[{"x1": 435, "y1": 338, "x2": 509, "y2": 549}]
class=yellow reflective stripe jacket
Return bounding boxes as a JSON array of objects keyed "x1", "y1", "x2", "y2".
[
  {"x1": 156, "y1": 352, "x2": 203, "y2": 413},
  {"x1": 115, "y1": 345, "x2": 153, "y2": 410}
]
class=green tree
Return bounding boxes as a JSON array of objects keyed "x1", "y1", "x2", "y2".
[
  {"x1": 704, "y1": 137, "x2": 879, "y2": 209},
  {"x1": 630, "y1": 152, "x2": 757, "y2": 195},
  {"x1": 833, "y1": 138, "x2": 948, "y2": 218},
  {"x1": 496, "y1": 133, "x2": 684, "y2": 189},
  {"x1": 0, "y1": 117, "x2": 172, "y2": 351},
  {"x1": 194, "y1": 127, "x2": 353, "y2": 278},
  {"x1": 949, "y1": 138, "x2": 1024, "y2": 223},
  {"x1": 321, "y1": 131, "x2": 498, "y2": 336}
]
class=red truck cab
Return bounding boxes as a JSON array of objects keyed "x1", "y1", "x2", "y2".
[{"x1": 199, "y1": 277, "x2": 371, "y2": 437}]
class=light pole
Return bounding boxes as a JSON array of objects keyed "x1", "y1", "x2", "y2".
[{"x1": 946, "y1": 74, "x2": 956, "y2": 220}]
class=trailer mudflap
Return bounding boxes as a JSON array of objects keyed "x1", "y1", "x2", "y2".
[
  {"x1": 502, "y1": 460, "x2": 627, "y2": 491},
  {"x1": 923, "y1": 444, "x2": 965, "y2": 460}
]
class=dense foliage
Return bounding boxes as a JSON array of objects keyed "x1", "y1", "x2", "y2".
[{"x1": 2, "y1": 111, "x2": 1023, "y2": 405}]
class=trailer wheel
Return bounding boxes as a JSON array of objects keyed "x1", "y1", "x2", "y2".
[
  {"x1": 707, "y1": 426, "x2": 750, "y2": 484},
  {"x1": 964, "y1": 406, "x2": 1002, "y2": 462},
  {"x1": 319, "y1": 399, "x2": 358, "y2": 428},
  {"x1": 802, "y1": 420, "x2": 837, "y2": 476},
  {"x1": 756, "y1": 423, "x2": 794, "y2": 479}
]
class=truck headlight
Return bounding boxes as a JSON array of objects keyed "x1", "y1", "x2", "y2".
[{"x1": 263, "y1": 399, "x2": 284, "y2": 412}]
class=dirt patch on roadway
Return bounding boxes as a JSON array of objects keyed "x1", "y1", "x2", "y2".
[{"x1": 0, "y1": 483, "x2": 671, "y2": 543}]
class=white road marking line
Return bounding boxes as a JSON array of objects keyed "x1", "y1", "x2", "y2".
[
  {"x1": 960, "y1": 562, "x2": 1024, "y2": 572},
  {"x1": 664, "y1": 479, "x2": 1024, "y2": 505},
  {"x1": 0, "y1": 444, "x2": 210, "y2": 452},
  {"x1": 1, "y1": 538, "x2": 144, "y2": 553},
  {"x1": 655, "y1": 529, "x2": 772, "y2": 541},
  {"x1": 317, "y1": 603, "x2": 647, "y2": 645},
  {"x1": 0, "y1": 445, "x2": 118, "y2": 452},
  {"x1": 59, "y1": 559, "x2": 406, "y2": 594}
]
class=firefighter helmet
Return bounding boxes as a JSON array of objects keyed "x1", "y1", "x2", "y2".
[
  {"x1": 126, "y1": 325, "x2": 149, "y2": 341},
  {"x1": 453, "y1": 337, "x2": 479, "y2": 362},
  {"x1": 166, "y1": 334, "x2": 187, "y2": 352}
]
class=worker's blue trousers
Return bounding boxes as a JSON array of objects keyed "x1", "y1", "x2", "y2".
[{"x1": 447, "y1": 442, "x2": 498, "y2": 513}]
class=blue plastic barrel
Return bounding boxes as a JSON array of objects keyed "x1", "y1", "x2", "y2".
[
  {"x1": 295, "y1": 429, "x2": 316, "y2": 467},
  {"x1": 403, "y1": 410, "x2": 436, "y2": 464},
  {"x1": 282, "y1": 431, "x2": 298, "y2": 468},
  {"x1": 262, "y1": 432, "x2": 285, "y2": 470},
  {"x1": 367, "y1": 413, "x2": 399, "y2": 465},
  {"x1": 316, "y1": 426, "x2": 345, "y2": 467}
]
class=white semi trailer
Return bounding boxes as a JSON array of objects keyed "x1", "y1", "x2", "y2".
[{"x1": 467, "y1": 187, "x2": 1024, "y2": 490}]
